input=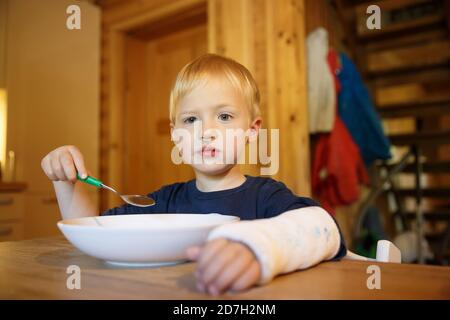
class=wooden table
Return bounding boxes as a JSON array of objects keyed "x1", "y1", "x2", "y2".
[{"x1": 0, "y1": 237, "x2": 449, "y2": 299}]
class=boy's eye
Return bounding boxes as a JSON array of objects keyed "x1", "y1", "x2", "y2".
[
  {"x1": 218, "y1": 113, "x2": 233, "y2": 121},
  {"x1": 183, "y1": 116, "x2": 197, "y2": 124}
]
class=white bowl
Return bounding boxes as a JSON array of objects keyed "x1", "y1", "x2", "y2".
[{"x1": 57, "y1": 213, "x2": 239, "y2": 267}]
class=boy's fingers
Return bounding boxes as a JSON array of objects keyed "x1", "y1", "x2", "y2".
[
  {"x1": 41, "y1": 157, "x2": 58, "y2": 180},
  {"x1": 67, "y1": 146, "x2": 88, "y2": 178},
  {"x1": 196, "y1": 281, "x2": 206, "y2": 293},
  {"x1": 197, "y1": 238, "x2": 228, "y2": 273},
  {"x1": 211, "y1": 247, "x2": 254, "y2": 294},
  {"x1": 229, "y1": 260, "x2": 261, "y2": 292},
  {"x1": 45, "y1": 168, "x2": 58, "y2": 180},
  {"x1": 59, "y1": 153, "x2": 77, "y2": 182},
  {"x1": 201, "y1": 242, "x2": 240, "y2": 286},
  {"x1": 186, "y1": 246, "x2": 201, "y2": 261},
  {"x1": 51, "y1": 155, "x2": 66, "y2": 181}
]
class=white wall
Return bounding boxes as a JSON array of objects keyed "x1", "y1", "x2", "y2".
[{"x1": 5, "y1": 0, "x2": 100, "y2": 237}]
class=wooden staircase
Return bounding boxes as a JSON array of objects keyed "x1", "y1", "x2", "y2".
[{"x1": 335, "y1": 0, "x2": 450, "y2": 264}]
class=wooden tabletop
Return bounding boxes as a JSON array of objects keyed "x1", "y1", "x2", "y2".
[{"x1": 0, "y1": 237, "x2": 449, "y2": 299}]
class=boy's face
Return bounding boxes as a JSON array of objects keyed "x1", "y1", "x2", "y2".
[{"x1": 171, "y1": 76, "x2": 261, "y2": 176}]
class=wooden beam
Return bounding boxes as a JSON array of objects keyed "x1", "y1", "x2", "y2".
[
  {"x1": 376, "y1": 81, "x2": 450, "y2": 107},
  {"x1": 389, "y1": 131, "x2": 450, "y2": 146},
  {"x1": 355, "y1": 0, "x2": 444, "y2": 40},
  {"x1": 445, "y1": 0, "x2": 450, "y2": 35},
  {"x1": 367, "y1": 40, "x2": 450, "y2": 74}
]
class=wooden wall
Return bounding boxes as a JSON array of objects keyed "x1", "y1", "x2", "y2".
[
  {"x1": 208, "y1": 0, "x2": 311, "y2": 195},
  {"x1": 305, "y1": 0, "x2": 348, "y2": 53}
]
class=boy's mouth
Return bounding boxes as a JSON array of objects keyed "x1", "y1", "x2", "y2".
[{"x1": 198, "y1": 145, "x2": 219, "y2": 157}]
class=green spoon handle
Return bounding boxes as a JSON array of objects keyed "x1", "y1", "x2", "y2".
[{"x1": 76, "y1": 173, "x2": 103, "y2": 188}]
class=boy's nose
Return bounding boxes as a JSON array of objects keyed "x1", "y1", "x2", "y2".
[
  {"x1": 201, "y1": 121, "x2": 218, "y2": 141},
  {"x1": 202, "y1": 131, "x2": 217, "y2": 142}
]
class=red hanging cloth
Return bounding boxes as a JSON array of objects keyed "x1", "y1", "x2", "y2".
[{"x1": 311, "y1": 50, "x2": 368, "y2": 215}]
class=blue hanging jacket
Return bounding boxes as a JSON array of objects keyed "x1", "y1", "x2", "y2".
[{"x1": 337, "y1": 53, "x2": 391, "y2": 166}]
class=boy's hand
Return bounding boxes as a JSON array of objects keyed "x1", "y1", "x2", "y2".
[
  {"x1": 186, "y1": 238, "x2": 261, "y2": 296},
  {"x1": 41, "y1": 145, "x2": 89, "y2": 183}
]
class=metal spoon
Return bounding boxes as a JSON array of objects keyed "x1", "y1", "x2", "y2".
[{"x1": 76, "y1": 173, "x2": 155, "y2": 207}]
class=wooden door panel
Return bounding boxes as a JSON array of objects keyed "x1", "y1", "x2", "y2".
[{"x1": 124, "y1": 25, "x2": 206, "y2": 195}]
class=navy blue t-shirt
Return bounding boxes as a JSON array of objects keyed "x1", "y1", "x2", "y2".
[{"x1": 102, "y1": 175, "x2": 347, "y2": 259}]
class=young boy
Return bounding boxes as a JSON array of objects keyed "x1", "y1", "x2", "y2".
[{"x1": 41, "y1": 54, "x2": 346, "y2": 296}]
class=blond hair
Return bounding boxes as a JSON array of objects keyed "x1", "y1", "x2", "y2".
[{"x1": 169, "y1": 54, "x2": 261, "y2": 124}]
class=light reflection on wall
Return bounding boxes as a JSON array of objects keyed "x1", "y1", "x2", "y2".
[{"x1": 0, "y1": 88, "x2": 6, "y2": 173}]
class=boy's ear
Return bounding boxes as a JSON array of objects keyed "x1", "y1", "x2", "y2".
[
  {"x1": 170, "y1": 122, "x2": 175, "y2": 141},
  {"x1": 248, "y1": 117, "x2": 262, "y2": 142}
]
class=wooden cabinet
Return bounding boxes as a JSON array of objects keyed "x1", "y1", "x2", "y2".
[
  {"x1": 23, "y1": 193, "x2": 60, "y2": 239},
  {"x1": 0, "y1": 193, "x2": 23, "y2": 220},
  {"x1": 0, "y1": 191, "x2": 24, "y2": 241},
  {"x1": 0, "y1": 221, "x2": 23, "y2": 241},
  {"x1": 23, "y1": 191, "x2": 98, "y2": 239}
]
